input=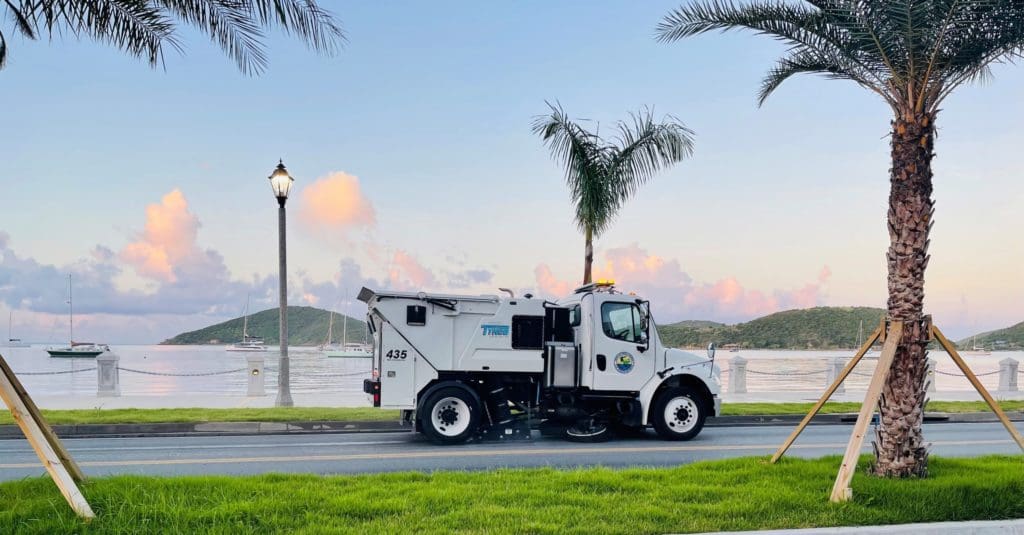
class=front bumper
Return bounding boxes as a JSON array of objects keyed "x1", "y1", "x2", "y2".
[{"x1": 713, "y1": 395, "x2": 722, "y2": 417}]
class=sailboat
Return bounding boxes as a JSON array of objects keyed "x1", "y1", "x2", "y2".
[
  {"x1": 969, "y1": 336, "x2": 991, "y2": 355},
  {"x1": 6, "y1": 312, "x2": 30, "y2": 348},
  {"x1": 46, "y1": 275, "x2": 107, "y2": 358},
  {"x1": 226, "y1": 295, "x2": 268, "y2": 352},
  {"x1": 856, "y1": 320, "x2": 876, "y2": 357},
  {"x1": 324, "y1": 298, "x2": 371, "y2": 358}
]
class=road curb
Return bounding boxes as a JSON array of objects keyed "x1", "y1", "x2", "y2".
[{"x1": 0, "y1": 411, "x2": 1019, "y2": 440}]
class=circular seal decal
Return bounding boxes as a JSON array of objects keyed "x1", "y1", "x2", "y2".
[{"x1": 613, "y1": 352, "x2": 635, "y2": 374}]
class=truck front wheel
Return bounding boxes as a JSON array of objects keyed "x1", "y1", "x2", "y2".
[
  {"x1": 419, "y1": 386, "x2": 481, "y2": 445},
  {"x1": 651, "y1": 386, "x2": 706, "y2": 441}
]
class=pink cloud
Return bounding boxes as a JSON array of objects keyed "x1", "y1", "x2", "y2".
[
  {"x1": 388, "y1": 249, "x2": 438, "y2": 290},
  {"x1": 533, "y1": 243, "x2": 831, "y2": 323},
  {"x1": 535, "y1": 264, "x2": 573, "y2": 297},
  {"x1": 298, "y1": 172, "x2": 376, "y2": 234},
  {"x1": 120, "y1": 190, "x2": 200, "y2": 283}
]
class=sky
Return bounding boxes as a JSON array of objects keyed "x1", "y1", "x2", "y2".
[{"x1": 1, "y1": 1, "x2": 1022, "y2": 344}]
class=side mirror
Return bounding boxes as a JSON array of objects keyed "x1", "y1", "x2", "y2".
[{"x1": 707, "y1": 342, "x2": 716, "y2": 360}]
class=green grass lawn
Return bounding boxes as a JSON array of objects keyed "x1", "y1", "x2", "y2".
[
  {"x1": 1, "y1": 456, "x2": 1021, "y2": 534},
  {"x1": 0, "y1": 400, "x2": 1020, "y2": 426},
  {"x1": 721, "y1": 400, "x2": 1024, "y2": 416}
]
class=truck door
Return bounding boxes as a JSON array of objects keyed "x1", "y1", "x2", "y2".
[{"x1": 592, "y1": 300, "x2": 655, "y2": 392}]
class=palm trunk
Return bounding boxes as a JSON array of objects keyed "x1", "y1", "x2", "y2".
[
  {"x1": 873, "y1": 110, "x2": 935, "y2": 478},
  {"x1": 583, "y1": 225, "x2": 594, "y2": 285}
]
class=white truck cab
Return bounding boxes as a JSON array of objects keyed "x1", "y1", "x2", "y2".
[{"x1": 359, "y1": 281, "x2": 721, "y2": 444}]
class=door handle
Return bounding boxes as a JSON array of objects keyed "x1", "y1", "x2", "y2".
[{"x1": 596, "y1": 354, "x2": 607, "y2": 371}]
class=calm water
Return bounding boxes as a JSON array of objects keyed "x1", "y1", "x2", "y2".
[
  {"x1": 2, "y1": 345, "x2": 372, "y2": 399},
  {"x1": 1, "y1": 345, "x2": 1018, "y2": 398}
]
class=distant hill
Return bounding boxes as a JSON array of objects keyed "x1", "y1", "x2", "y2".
[
  {"x1": 658, "y1": 307, "x2": 887, "y2": 350},
  {"x1": 958, "y1": 321, "x2": 1024, "y2": 351},
  {"x1": 161, "y1": 306, "x2": 368, "y2": 346}
]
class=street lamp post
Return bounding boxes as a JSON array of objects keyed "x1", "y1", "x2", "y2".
[{"x1": 269, "y1": 160, "x2": 294, "y2": 407}]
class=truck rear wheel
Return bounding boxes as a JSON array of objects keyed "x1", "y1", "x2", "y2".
[
  {"x1": 651, "y1": 386, "x2": 706, "y2": 441},
  {"x1": 419, "y1": 386, "x2": 481, "y2": 445}
]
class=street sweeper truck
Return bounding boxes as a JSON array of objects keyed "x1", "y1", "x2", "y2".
[{"x1": 359, "y1": 280, "x2": 721, "y2": 444}]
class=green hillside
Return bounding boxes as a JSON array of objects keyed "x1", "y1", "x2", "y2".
[
  {"x1": 658, "y1": 307, "x2": 886, "y2": 350},
  {"x1": 161, "y1": 306, "x2": 368, "y2": 346},
  {"x1": 958, "y1": 321, "x2": 1024, "y2": 351}
]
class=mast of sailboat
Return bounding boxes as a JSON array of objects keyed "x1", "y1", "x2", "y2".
[
  {"x1": 342, "y1": 310, "x2": 348, "y2": 346},
  {"x1": 241, "y1": 294, "x2": 250, "y2": 341},
  {"x1": 68, "y1": 274, "x2": 73, "y2": 345},
  {"x1": 326, "y1": 310, "x2": 334, "y2": 347}
]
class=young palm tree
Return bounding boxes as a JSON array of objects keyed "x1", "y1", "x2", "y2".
[
  {"x1": 1, "y1": 0, "x2": 344, "y2": 74},
  {"x1": 657, "y1": 1, "x2": 1024, "y2": 477},
  {"x1": 533, "y1": 103, "x2": 694, "y2": 285}
]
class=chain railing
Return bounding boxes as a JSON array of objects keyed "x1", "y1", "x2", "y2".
[
  {"x1": 15, "y1": 367, "x2": 97, "y2": 376},
  {"x1": 116, "y1": 366, "x2": 246, "y2": 377},
  {"x1": 747, "y1": 368, "x2": 828, "y2": 376}
]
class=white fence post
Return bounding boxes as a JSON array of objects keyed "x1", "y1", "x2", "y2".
[
  {"x1": 247, "y1": 354, "x2": 266, "y2": 397},
  {"x1": 96, "y1": 352, "x2": 120, "y2": 397},
  {"x1": 998, "y1": 358, "x2": 1019, "y2": 392},
  {"x1": 729, "y1": 356, "x2": 747, "y2": 394},
  {"x1": 926, "y1": 358, "x2": 937, "y2": 393},
  {"x1": 827, "y1": 358, "x2": 846, "y2": 394}
]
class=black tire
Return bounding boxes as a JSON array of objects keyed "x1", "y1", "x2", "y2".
[
  {"x1": 564, "y1": 418, "x2": 612, "y2": 443},
  {"x1": 650, "y1": 386, "x2": 706, "y2": 441},
  {"x1": 418, "y1": 386, "x2": 481, "y2": 445}
]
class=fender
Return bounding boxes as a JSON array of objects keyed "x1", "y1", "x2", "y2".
[
  {"x1": 417, "y1": 379, "x2": 484, "y2": 415},
  {"x1": 638, "y1": 370, "x2": 718, "y2": 425}
]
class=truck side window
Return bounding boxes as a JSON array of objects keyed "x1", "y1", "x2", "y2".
[
  {"x1": 568, "y1": 305, "x2": 581, "y2": 327},
  {"x1": 600, "y1": 302, "x2": 643, "y2": 343}
]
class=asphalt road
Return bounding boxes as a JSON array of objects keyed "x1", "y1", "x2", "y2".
[{"x1": 0, "y1": 422, "x2": 1019, "y2": 481}]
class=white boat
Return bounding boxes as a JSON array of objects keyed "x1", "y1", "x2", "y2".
[
  {"x1": 6, "y1": 312, "x2": 30, "y2": 348},
  {"x1": 325, "y1": 342, "x2": 372, "y2": 359},
  {"x1": 46, "y1": 275, "x2": 108, "y2": 358},
  {"x1": 226, "y1": 295, "x2": 268, "y2": 352},
  {"x1": 323, "y1": 301, "x2": 371, "y2": 358}
]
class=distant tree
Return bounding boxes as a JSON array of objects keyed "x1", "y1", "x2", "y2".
[
  {"x1": 532, "y1": 103, "x2": 694, "y2": 284},
  {"x1": 657, "y1": 0, "x2": 1024, "y2": 477},
  {"x1": 1, "y1": 1, "x2": 344, "y2": 74}
]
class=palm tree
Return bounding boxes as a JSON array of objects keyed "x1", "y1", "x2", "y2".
[
  {"x1": 533, "y1": 103, "x2": 694, "y2": 285},
  {"x1": 1, "y1": 1, "x2": 344, "y2": 74},
  {"x1": 657, "y1": 1, "x2": 1024, "y2": 477}
]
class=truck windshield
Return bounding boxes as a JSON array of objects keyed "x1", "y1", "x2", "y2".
[{"x1": 600, "y1": 302, "x2": 643, "y2": 343}]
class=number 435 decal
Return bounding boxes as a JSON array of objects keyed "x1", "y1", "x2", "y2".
[{"x1": 385, "y1": 349, "x2": 408, "y2": 360}]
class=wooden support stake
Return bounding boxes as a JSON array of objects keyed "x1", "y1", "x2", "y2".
[
  {"x1": 829, "y1": 321, "x2": 903, "y2": 503},
  {"x1": 0, "y1": 356, "x2": 85, "y2": 482},
  {"x1": 770, "y1": 327, "x2": 882, "y2": 463},
  {"x1": 931, "y1": 325, "x2": 1024, "y2": 452},
  {"x1": 0, "y1": 355, "x2": 94, "y2": 519}
]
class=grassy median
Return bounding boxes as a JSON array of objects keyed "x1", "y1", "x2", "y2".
[
  {"x1": 0, "y1": 400, "x2": 1021, "y2": 426},
  {"x1": 1, "y1": 455, "x2": 1022, "y2": 534}
]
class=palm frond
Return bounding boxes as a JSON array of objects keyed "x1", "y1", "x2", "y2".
[
  {"x1": 2, "y1": 0, "x2": 345, "y2": 74},
  {"x1": 4, "y1": 0, "x2": 36, "y2": 38},
  {"x1": 534, "y1": 103, "x2": 693, "y2": 238},
  {"x1": 532, "y1": 102, "x2": 615, "y2": 235},
  {"x1": 249, "y1": 0, "x2": 345, "y2": 56},
  {"x1": 609, "y1": 109, "x2": 694, "y2": 200},
  {"x1": 658, "y1": 0, "x2": 1024, "y2": 112}
]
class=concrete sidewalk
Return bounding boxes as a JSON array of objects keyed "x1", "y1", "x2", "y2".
[{"x1": 703, "y1": 518, "x2": 1024, "y2": 534}]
